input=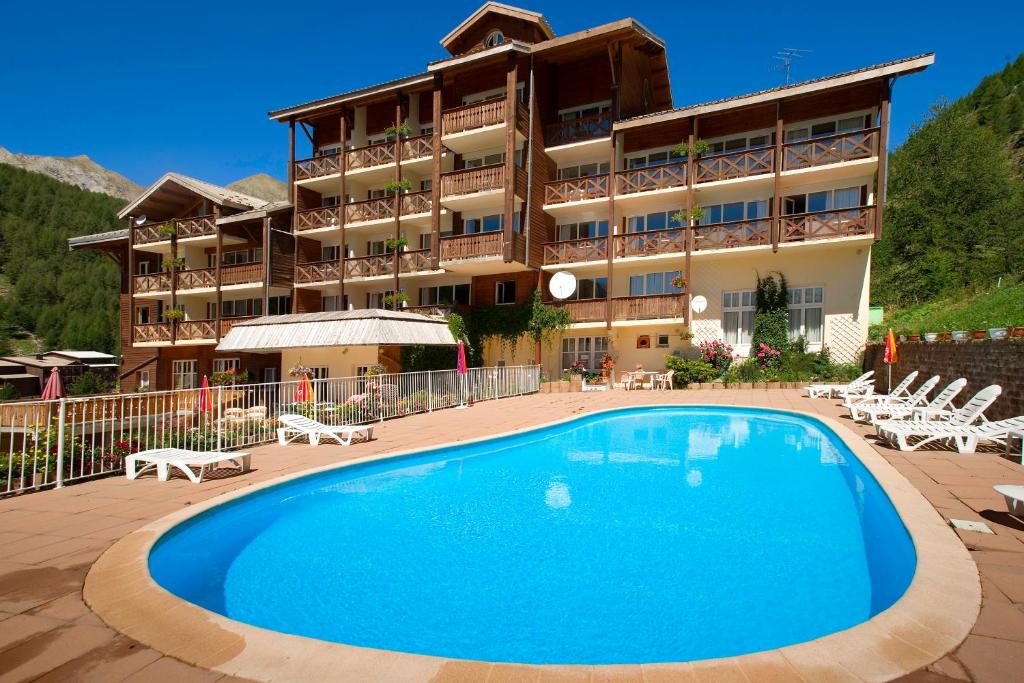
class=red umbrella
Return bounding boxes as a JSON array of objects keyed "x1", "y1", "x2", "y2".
[
  {"x1": 456, "y1": 340, "x2": 467, "y2": 375},
  {"x1": 197, "y1": 375, "x2": 212, "y2": 412},
  {"x1": 40, "y1": 367, "x2": 65, "y2": 401},
  {"x1": 293, "y1": 373, "x2": 315, "y2": 403}
]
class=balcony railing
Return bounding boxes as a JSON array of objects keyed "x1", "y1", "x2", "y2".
[
  {"x1": 344, "y1": 254, "x2": 395, "y2": 279},
  {"x1": 133, "y1": 215, "x2": 216, "y2": 245},
  {"x1": 544, "y1": 175, "x2": 609, "y2": 205},
  {"x1": 780, "y1": 206, "x2": 874, "y2": 242},
  {"x1": 615, "y1": 162, "x2": 687, "y2": 195},
  {"x1": 221, "y1": 263, "x2": 264, "y2": 286},
  {"x1": 399, "y1": 249, "x2": 432, "y2": 273},
  {"x1": 133, "y1": 272, "x2": 172, "y2": 294},
  {"x1": 543, "y1": 237, "x2": 607, "y2": 265},
  {"x1": 220, "y1": 316, "x2": 256, "y2": 336},
  {"x1": 400, "y1": 191, "x2": 432, "y2": 215},
  {"x1": 346, "y1": 141, "x2": 396, "y2": 171},
  {"x1": 175, "y1": 268, "x2": 217, "y2": 290},
  {"x1": 441, "y1": 164, "x2": 505, "y2": 196},
  {"x1": 693, "y1": 219, "x2": 772, "y2": 251},
  {"x1": 614, "y1": 228, "x2": 686, "y2": 258},
  {"x1": 549, "y1": 299, "x2": 607, "y2": 323},
  {"x1": 176, "y1": 319, "x2": 218, "y2": 341},
  {"x1": 346, "y1": 197, "x2": 396, "y2": 223},
  {"x1": 295, "y1": 260, "x2": 340, "y2": 285},
  {"x1": 404, "y1": 304, "x2": 465, "y2": 318},
  {"x1": 783, "y1": 128, "x2": 879, "y2": 170},
  {"x1": 294, "y1": 153, "x2": 341, "y2": 181},
  {"x1": 133, "y1": 322, "x2": 171, "y2": 343},
  {"x1": 544, "y1": 112, "x2": 613, "y2": 147},
  {"x1": 400, "y1": 135, "x2": 433, "y2": 160},
  {"x1": 695, "y1": 148, "x2": 774, "y2": 184},
  {"x1": 440, "y1": 232, "x2": 503, "y2": 260},
  {"x1": 295, "y1": 206, "x2": 342, "y2": 232},
  {"x1": 612, "y1": 294, "x2": 685, "y2": 321},
  {"x1": 442, "y1": 99, "x2": 505, "y2": 135}
]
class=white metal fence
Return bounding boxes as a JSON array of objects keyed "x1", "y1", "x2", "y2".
[{"x1": 1, "y1": 365, "x2": 540, "y2": 496}]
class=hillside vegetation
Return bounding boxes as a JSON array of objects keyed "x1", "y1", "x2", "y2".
[{"x1": 868, "y1": 277, "x2": 1023, "y2": 339}]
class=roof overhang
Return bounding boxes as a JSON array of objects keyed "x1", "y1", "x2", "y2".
[
  {"x1": 428, "y1": 41, "x2": 531, "y2": 72},
  {"x1": 117, "y1": 173, "x2": 268, "y2": 220},
  {"x1": 440, "y1": 2, "x2": 554, "y2": 51},
  {"x1": 68, "y1": 229, "x2": 129, "y2": 250},
  {"x1": 268, "y1": 74, "x2": 433, "y2": 122},
  {"x1": 216, "y1": 201, "x2": 293, "y2": 225}
]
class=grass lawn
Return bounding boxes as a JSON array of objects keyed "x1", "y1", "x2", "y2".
[{"x1": 869, "y1": 279, "x2": 1024, "y2": 341}]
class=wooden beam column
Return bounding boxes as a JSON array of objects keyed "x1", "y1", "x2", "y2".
[
  {"x1": 338, "y1": 111, "x2": 348, "y2": 308},
  {"x1": 684, "y1": 120, "x2": 696, "y2": 328},
  {"x1": 875, "y1": 79, "x2": 892, "y2": 241},
  {"x1": 262, "y1": 215, "x2": 271, "y2": 315},
  {"x1": 169, "y1": 220, "x2": 178, "y2": 345},
  {"x1": 430, "y1": 74, "x2": 443, "y2": 269},
  {"x1": 288, "y1": 119, "x2": 296, "y2": 231},
  {"x1": 393, "y1": 96, "x2": 404, "y2": 308},
  {"x1": 126, "y1": 217, "x2": 135, "y2": 345},
  {"x1": 214, "y1": 206, "x2": 223, "y2": 340},
  {"x1": 502, "y1": 52, "x2": 517, "y2": 262},
  {"x1": 606, "y1": 131, "x2": 618, "y2": 328},
  {"x1": 772, "y1": 101, "x2": 784, "y2": 252}
]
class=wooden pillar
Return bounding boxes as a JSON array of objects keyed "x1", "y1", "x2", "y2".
[
  {"x1": 684, "y1": 120, "x2": 696, "y2": 328},
  {"x1": 608, "y1": 41, "x2": 621, "y2": 120},
  {"x1": 214, "y1": 206, "x2": 223, "y2": 340},
  {"x1": 606, "y1": 131, "x2": 618, "y2": 327},
  {"x1": 875, "y1": 79, "x2": 892, "y2": 241},
  {"x1": 772, "y1": 101, "x2": 784, "y2": 252},
  {"x1": 288, "y1": 119, "x2": 296, "y2": 232},
  {"x1": 262, "y1": 215, "x2": 272, "y2": 315},
  {"x1": 338, "y1": 111, "x2": 348, "y2": 307},
  {"x1": 393, "y1": 97, "x2": 404, "y2": 308},
  {"x1": 169, "y1": 219, "x2": 178, "y2": 345},
  {"x1": 502, "y1": 52, "x2": 517, "y2": 262},
  {"x1": 430, "y1": 74, "x2": 443, "y2": 269},
  {"x1": 126, "y1": 217, "x2": 135, "y2": 345}
]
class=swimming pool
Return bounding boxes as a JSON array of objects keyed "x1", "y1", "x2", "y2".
[{"x1": 149, "y1": 406, "x2": 916, "y2": 665}]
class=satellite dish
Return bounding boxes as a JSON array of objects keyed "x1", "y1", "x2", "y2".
[
  {"x1": 134, "y1": 215, "x2": 147, "y2": 226},
  {"x1": 691, "y1": 295, "x2": 708, "y2": 314},
  {"x1": 548, "y1": 271, "x2": 577, "y2": 300}
]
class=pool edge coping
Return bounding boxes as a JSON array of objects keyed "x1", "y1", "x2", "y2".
[{"x1": 83, "y1": 403, "x2": 981, "y2": 683}]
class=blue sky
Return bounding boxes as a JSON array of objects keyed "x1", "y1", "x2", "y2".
[{"x1": 1, "y1": 1, "x2": 1021, "y2": 188}]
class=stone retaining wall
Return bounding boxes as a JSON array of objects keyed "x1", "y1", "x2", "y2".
[{"x1": 863, "y1": 339, "x2": 1024, "y2": 420}]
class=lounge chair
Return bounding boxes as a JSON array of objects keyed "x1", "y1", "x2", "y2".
[
  {"x1": 807, "y1": 371, "x2": 874, "y2": 399},
  {"x1": 994, "y1": 484, "x2": 1024, "y2": 519},
  {"x1": 844, "y1": 371, "x2": 918, "y2": 412},
  {"x1": 865, "y1": 378, "x2": 967, "y2": 425},
  {"x1": 874, "y1": 385, "x2": 1003, "y2": 452},
  {"x1": 846, "y1": 373, "x2": 935, "y2": 421},
  {"x1": 882, "y1": 415, "x2": 1024, "y2": 455},
  {"x1": 125, "y1": 448, "x2": 251, "y2": 484},
  {"x1": 277, "y1": 413, "x2": 374, "y2": 446}
]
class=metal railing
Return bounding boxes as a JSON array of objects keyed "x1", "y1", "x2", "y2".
[{"x1": 1, "y1": 365, "x2": 541, "y2": 496}]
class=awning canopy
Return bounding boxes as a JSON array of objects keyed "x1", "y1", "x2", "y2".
[{"x1": 216, "y1": 309, "x2": 457, "y2": 352}]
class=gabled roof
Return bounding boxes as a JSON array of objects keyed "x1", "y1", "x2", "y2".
[
  {"x1": 117, "y1": 172, "x2": 270, "y2": 220},
  {"x1": 67, "y1": 228, "x2": 128, "y2": 249},
  {"x1": 441, "y1": 2, "x2": 554, "y2": 51}
]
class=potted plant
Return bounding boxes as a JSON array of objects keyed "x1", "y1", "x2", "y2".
[
  {"x1": 385, "y1": 236, "x2": 409, "y2": 251},
  {"x1": 383, "y1": 178, "x2": 412, "y2": 195},
  {"x1": 600, "y1": 354, "x2": 615, "y2": 379},
  {"x1": 1011, "y1": 326, "x2": 1024, "y2": 338},
  {"x1": 672, "y1": 138, "x2": 709, "y2": 159},
  {"x1": 670, "y1": 275, "x2": 687, "y2": 291},
  {"x1": 906, "y1": 332, "x2": 921, "y2": 342},
  {"x1": 951, "y1": 330, "x2": 968, "y2": 341},
  {"x1": 971, "y1": 329, "x2": 987, "y2": 340},
  {"x1": 938, "y1": 332, "x2": 952, "y2": 341},
  {"x1": 289, "y1": 363, "x2": 312, "y2": 378},
  {"x1": 567, "y1": 359, "x2": 587, "y2": 391},
  {"x1": 162, "y1": 308, "x2": 185, "y2": 321},
  {"x1": 157, "y1": 223, "x2": 177, "y2": 237},
  {"x1": 988, "y1": 327, "x2": 1008, "y2": 340},
  {"x1": 161, "y1": 256, "x2": 186, "y2": 270},
  {"x1": 923, "y1": 332, "x2": 938, "y2": 343},
  {"x1": 670, "y1": 207, "x2": 706, "y2": 225},
  {"x1": 381, "y1": 291, "x2": 409, "y2": 308},
  {"x1": 384, "y1": 123, "x2": 412, "y2": 140}
]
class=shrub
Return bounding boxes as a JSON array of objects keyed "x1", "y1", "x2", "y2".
[
  {"x1": 0, "y1": 382, "x2": 19, "y2": 400},
  {"x1": 751, "y1": 308, "x2": 790, "y2": 355},
  {"x1": 698, "y1": 339, "x2": 733, "y2": 373},
  {"x1": 664, "y1": 356, "x2": 716, "y2": 387},
  {"x1": 754, "y1": 342, "x2": 782, "y2": 370},
  {"x1": 66, "y1": 371, "x2": 112, "y2": 396}
]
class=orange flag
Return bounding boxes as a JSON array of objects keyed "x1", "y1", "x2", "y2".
[{"x1": 883, "y1": 328, "x2": 898, "y2": 365}]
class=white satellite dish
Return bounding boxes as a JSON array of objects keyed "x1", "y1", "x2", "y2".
[
  {"x1": 691, "y1": 295, "x2": 708, "y2": 314},
  {"x1": 548, "y1": 271, "x2": 577, "y2": 300},
  {"x1": 134, "y1": 215, "x2": 147, "y2": 226}
]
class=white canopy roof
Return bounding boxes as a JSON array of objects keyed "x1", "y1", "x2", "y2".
[{"x1": 216, "y1": 309, "x2": 456, "y2": 352}]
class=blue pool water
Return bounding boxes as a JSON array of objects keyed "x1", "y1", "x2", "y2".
[{"x1": 150, "y1": 407, "x2": 916, "y2": 665}]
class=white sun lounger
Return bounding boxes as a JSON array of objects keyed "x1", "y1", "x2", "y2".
[
  {"x1": 875, "y1": 385, "x2": 1003, "y2": 453},
  {"x1": 848, "y1": 374, "x2": 937, "y2": 421},
  {"x1": 844, "y1": 371, "x2": 921, "y2": 419},
  {"x1": 887, "y1": 416, "x2": 1024, "y2": 455},
  {"x1": 125, "y1": 448, "x2": 251, "y2": 484},
  {"x1": 277, "y1": 413, "x2": 374, "y2": 446},
  {"x1": 865, "y1": 378, "x2": 967, "y2": 425},
  {"x1": 807, "y1": 371, "x2": 874, "y2": 399},
  {"x1": 994, "y1": 484, "x2": 1024, "y2": 519}
]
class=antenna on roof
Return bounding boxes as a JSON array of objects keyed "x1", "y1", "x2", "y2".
[{"x1": 771, "y1": 48, "x2": 811, "y2": 85}]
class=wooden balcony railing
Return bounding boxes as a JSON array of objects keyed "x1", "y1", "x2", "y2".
[
  {"x1": 442, "y1": 99, "x2": 506, "y2": 135},
  {"x1": 346, "y1": 142, "x2": 395, "y2": 170},
  {"x1": 440, "y1": 232, "x2": 503, "y2": 260},
  {"x1": 441, "y1": 164, "x2": 505, "y2": 196},
  {"x1": 133, "y1": 215, "x2": 216, "y2": 245},
  {"x1": 344, "y1": 254, "x2": 395, "y2": 279},
  {"x1": 399, "y1": 249, "x2": 432, "y2": 273},
  {"x1": 544, "y1": 112, "x2": 613, "y2": 147},
  {"x1": 133, "y1": 322, "x2": 171, "y2": 343},
  {"x1": 615, "y1": 162, "x2": 687, "y2": 195},
  {"x1": 400, "y1": 191, "x2": 432, "y2": 215},
  {"x1": 400, "y1": 135, "x2": 433, "y2": 160},
  {"x1": 219, "y1": 316, "x2": 256, "y2": 336},
  {"x1": 295, "y1": 260, "x2": 340, "y2": 285},
  {"x1": 548, "y1": 299, "x2": 606, "y2": 323},
  {"x1": 695, "y1": 148, "x2": 774, "y2": 184},
  {"x1": 544, "y1": 175, "x2": 609, "y2": 205},
  {"x1": 346, "y1": 197, "x2": 396, "y2": 223},
  {"x1": 294, "y1": 153, "x2": 341, "y2": 181},
  {"x1": 694, "y1": 219, "x2": 772, "y2": 251},
  {"x1": 781, "y1": 206, "x2": 875, "y2": 242},
  {"x1": 404, "y1": 304, "x2": 464, "y2": 318},
  {"x1": 783, "y1": 128, "x2": 879, "y2": 170},
  {"x1": 176, "y1": 319, "x2": 218, "y2": 341},
  {"x1": 295, "y1": 206, "x2": 342, "y2": 232},
  {"x1": 221, "y1": 263, "x2": 263, "y2": 286},
  {"x1": 175, "y1": 268, "x2": 217, "y2": 290},
  {"x1": 614, "y1": 228, "x2": 686, "y2": 258},
  {"x1": 133, "y1": 272, "x2": 172, "y2": 294},
  {"x1": 543, "y1": 237, "x2": 607, "y2": 265},
  {"x1": 612, "y1": 294, "x2": 685, "y2": 321}
]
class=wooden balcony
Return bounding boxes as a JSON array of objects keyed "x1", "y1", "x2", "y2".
[
  {"x1": 783, "y1": 129, "x2": 879, "y2": 171},
  {"x1": 176, "y1": 319, "x2": 218, "y2": 341},
  {"x1": 694, "y1": 148, "x2": 774, "y2": 184},
  {"x1": 543, "y1": 237, "x2": 607, "y2": 265},
  {"x1": 175, "y1": 268, "x2": 216, "y2": 290},
  {"x1": 440, "y1": 232, "x2": 503, "y2": 261},
  {"x1": 615, "y1": 162, "x2": 687, "y2": 195},
  {"x1": 612, "y1": 294, "x2": 685, "y2": 321},
  {"x1": 404, "y1": 304, "x2": 465, "y2": 318},
  {"x1": 133, "y1": 322, "x2": 171, "y2": 343},
  {"x1": 548, "y1": 299, "x2": 606, "y2": 323},
  {"x1": 614, "y1": 229, "x2": 686, "y2": 259},
  {"x1": 295, "y1": 206, "x2": 342, "y2": 232},
  {"x1": 441, "y1": 164, "x2": 506, "y2": 196},
  {"x1": 693, "y1": 219, "x2": 772, "y2": 251},
  {"x1": 221, "y1": 263, "x2": 263, "y2": 286},
  {"x1": 780, "y1": 206, "x2": 875, "y2": 242},
  {"x1": 400, "y1": 135, "x2": 433, "y2": 161},
  {"x1": 400, "y1": 191, "x2": 432, "y2": 215},
  {"x1": 220, "y1": 316, "x2": 256, "y2": 336},
  {"x1": 133, "y1": 272, "x2": 172, "y2": 294},
  {"x1": 294, "y1": 153, "x2": 341, "y2": 181},
  {"x1": 442, "y1": 99, "x2": 504, "y2": 134},
  {"x1": 295, "y1": 260, "x2": 340, "y2": 285},
  {"x1": 346, "y1": 142, "x2": 395, "y2": 171},
  {"x1": 544, "y1": 112, "x2": 613, "y2": 147},
  {"x1": 133, "y1": 215, "x2": 216, "y2": 245},
  {"x1": 344, "y1": 254, "x2": 395, "y2": 279},
  {"x1": 346, "y1": 197, "x2": 396, "y2": 223},
  {"x1": 544, "y1": 175, "x2": 609, "y2": 205},
  {"x1": 399, "y1": 249, "x2": 433, "y2": 273}
]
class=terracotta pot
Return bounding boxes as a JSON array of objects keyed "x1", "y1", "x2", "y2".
[
  {"x1": 1010, "y1": 326, "x2": 1024, "y2": 338},
  {"x1": 601, "y1": 368, "x2": 609, "y2": 379},
  {"x1": 971, "y1": 330, "x2": 987, "y2": 340},
  {"x1": 569, "y1": 376, "x2": 583, "y2": 392},
  {"x1": 938, "y1": 332, "x2": 952, "y2": 341},
  {"x1": 907, "y1": 334, "x2": 921, "y2": 342}
]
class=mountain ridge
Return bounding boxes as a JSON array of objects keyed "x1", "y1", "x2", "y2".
[{"x1": 0, "y1": 147, "x2": 143, "y2": 201}]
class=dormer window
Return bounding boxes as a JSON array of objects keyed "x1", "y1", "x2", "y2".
[{"x1": 484, "y1": 30, "x2": 504, "y2": 48}]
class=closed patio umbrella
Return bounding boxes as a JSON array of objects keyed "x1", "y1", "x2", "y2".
[
  {"x1": 198, "y1": 375, "x2": 212, "y2": 412},
  {"x1": 40, "y1": 367, "x2": 65, "y2": 401},
  {"x1": 293, "y1": 373, "x2": 315, "y2": 403}
]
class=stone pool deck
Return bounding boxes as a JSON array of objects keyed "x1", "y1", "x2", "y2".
[{"x1": 0, "y1": 389, "x2": 1022, "y2": 682}]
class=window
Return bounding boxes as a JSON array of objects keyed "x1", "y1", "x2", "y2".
[
  {"x1": 355, "y1": 365, "x2": 370, "y2": 377},
  {"x1": 322, "y1": 195, "x2": 341, "y2": 207},
  {"x1": 568, "y1": 277, "x2": 607, "y2": 301},
  {"x1": 137, "y1": 370, "x2": 150, "y2": 390},
  {"x1": 310, "y1": 367, "x2": 329, "y2": 380},
  {"x1": 263, "y1": 367, "x2": 278, "y2": 383},
  {"x1": 171, "y1": 360, "x2": 198, "y2": 389},
  {"x1": 784, "y1": 186, "x2": 865, "y2": 215},
  {"x1": 557, "y1": 220, "x2": 608, "y2": 241},
  {"x1": 464, "y1": 212, "x2": 520, "y2": 234},
  {"x1": 788, "y1": 287, "x2": 824, "y2": 346},
  {"x1": 627, "y1": 210, "x2": 684, "y2": 233},
  {"x1": 557, "y1": 162, "x2": 610, "y2": 180},
  {"x1": 705, "y1": 131, "x2": 774, "y2": 155},
  {"x1": 420, "y1": 284, "x2": 470, "y2": 306},
  {"x1": 419, "y1": 233, "x2": 432, "y2": 250},
  {"x1": 321, "y1": 245, "x2": 340, "y2": 262},
  {"x1": 786, "y1": 112, "x2": 872, "y2": 141},
  {"x1": 558, "y1": 101, "x2": 611, "y2": 122},
  {"x1": 656, "y1": 333, "x2": 670, "y2": 348},
  {"x1": 215, "y1": 249, "x2": 262, "y2": 267},
  {"x1": 464, "y1": 152, "x2": 504, "y2": 169},
  {"x1": 322, "y1": 294, "x2": 342, "y2": 312},
  {"x1": 368, "y1": 291, "x2": 395, "y2": 309},
  {"x1": 625, "y1": 147, "x2": 685, "y2": 169},
  {"x1": 496, "y1": 280, "x2": 517, "y2": 305},
  {"x1": 722, "y1": 291, "x2": 756, "y2": 346},
  {"x1": 700, "y1": 200, "x2": 769, "y2": 225},
  {"x1": 137, "y1": 261, "x2": 151, "y2": 275},
  {"x1": 221, "y1": 298, "x2": 261, "y2": 317},
  {"x1": 561, "y1": 336, "x2": 609, "y2": 372},
  {"x1": 317, "y1": 144, "x2": 341, "y2": 157},
  {"x1": 268, "y1": 295, "x2": 291, "y2": 315},
  {"x1": 368, "y1": 188, "x2": 390, "y2": 200},
  {"x1": 136, "y1": 307, "x2": 150, "y2": 324},
  {"x1": 483, "y1": 29, "x2": 504, "y2": 48},
  {"x1": 420, "y1": 178, "x2": 432, "y2": 192},
  {"x1": 213, "y1": 358, "x2": 240, "y2": 374},
  {"x1": 628, "y1": 271, "x2": 683, "y2": 296}
]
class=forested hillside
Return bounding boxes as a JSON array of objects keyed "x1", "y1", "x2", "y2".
[
  {"x1": 872, "y1": 54, "x2": 1024, "y2": 308},
  {"x1": 0, "y1": 164, "x2": 122, "y2": 354}
]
